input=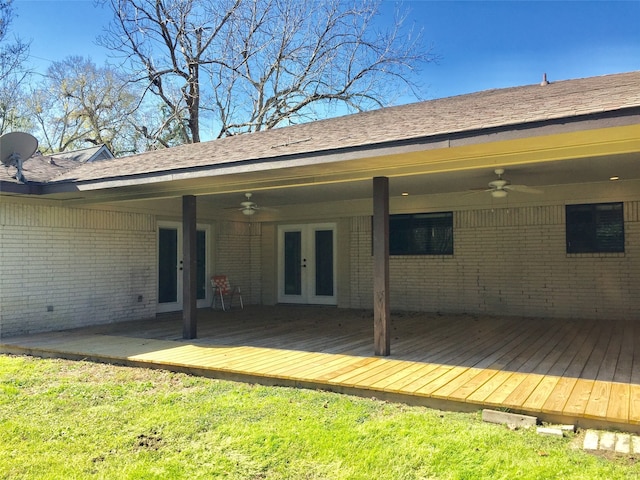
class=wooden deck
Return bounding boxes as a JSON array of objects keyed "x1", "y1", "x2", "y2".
[{"x1": 2, "y1": 306, "x2": 640, "y2": 433}]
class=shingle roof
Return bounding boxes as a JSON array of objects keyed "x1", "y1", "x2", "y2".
[
  {"x1": 6, "y1": 71, "x2": 640, "y2": 186},
  {"x1": 1, "y1": 154, "x2": 84, "y2": 185}
]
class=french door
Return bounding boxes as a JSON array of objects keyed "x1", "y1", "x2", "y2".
[
  {"x1": 157, "y1": 222, "x2": 209, "y2": 313},
  {"x1": 278, "y1": 223, "x2": 337, "y2": 305}
]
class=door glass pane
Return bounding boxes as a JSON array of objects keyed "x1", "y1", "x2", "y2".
[
  {"x1": 284, "y1": 231, "x2": 302, "y2": 295},
  {"x1": 315, "y1": 230, "x2": 334, "y2": 296},
  {"x1": 196, "y1": 230, "x2": 206, "y2": 300},
  {"x1": 158, "y1": 228, "x2": 178, "y2": 303}
]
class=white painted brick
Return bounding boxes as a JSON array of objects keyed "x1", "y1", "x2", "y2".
[
  {"x1": 214, "y1": 221, "x2": 257, "y2": 304},
  {"x1": 348, "y1": 201, "x2": 639, "y2": 320},
  {"x1": 3, "y1": 199, "x2": 639, "y2": 336},
  {"x1": 1, "y1": 203, "x2": 156, "y2": 337}
]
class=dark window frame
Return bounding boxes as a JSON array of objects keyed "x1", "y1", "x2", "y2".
[
  {"x1": 372, "y1": 211, "x2": 454, "y2": 256},
  {"x1": 565, "y1": 202, "x2": 624, "y2": 254}
]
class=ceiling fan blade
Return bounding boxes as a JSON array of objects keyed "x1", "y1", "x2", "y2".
[
  {"x1": 504, "y1": 184, "x2": 543, "y2": 194},
  {"x1": 464, "y1": 187, "x2": 493, "y2": 195}
]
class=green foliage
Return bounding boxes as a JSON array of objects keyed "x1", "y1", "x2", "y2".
[{"x1": 1, "y1": 354, "x2": 638, "y2": 479}]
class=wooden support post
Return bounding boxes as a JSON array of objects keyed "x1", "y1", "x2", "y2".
[
  {"x1": 182, "y1": 195, "x2": 197, "y2": 339},
  {"x1": 373, "y1": 177, "x2": 390, "y2": 356}
]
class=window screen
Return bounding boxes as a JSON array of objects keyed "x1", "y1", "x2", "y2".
[
  {"x1": 566, "y1": 202, "x2": 624, "y2": 253},
  {"x1": 388, "y1": 212, "x2": 453, "y2": 255}
]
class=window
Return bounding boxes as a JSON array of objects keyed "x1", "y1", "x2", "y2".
[
  {"x1": 388, "y1": 212, "x2": 453, "y2": 255},
  {"x1": 566, "y1": 202, "x2": 624, "y2": 253}
]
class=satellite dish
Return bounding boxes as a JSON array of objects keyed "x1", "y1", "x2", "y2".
[{"x1": 0, "y1": 132, "x2": 38, "y2": 183}]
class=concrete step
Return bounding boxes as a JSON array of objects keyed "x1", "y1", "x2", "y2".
[{"x1": 583, "y1": 430, "x2": 640, "y2": 454}]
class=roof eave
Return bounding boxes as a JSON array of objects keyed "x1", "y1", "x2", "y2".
[
  {"x1": 0, "y1": 181, "x2": 44, "y2": 195},
  {"x1": 26, "y1": 106, "x2": 640, "y2": 197}
]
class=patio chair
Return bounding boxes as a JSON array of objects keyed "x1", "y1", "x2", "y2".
[{"x1": 211, "y1": 275, "x2": 243, "y2": 311}]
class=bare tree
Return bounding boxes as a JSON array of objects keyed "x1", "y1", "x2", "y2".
[
  {"x1": 100, "y1": 0, "x2": 434, "y2": 144},
  {"x1": 0, "y1": 0, "x2": 28, "y2": 82},
  {"x1": 0, "y1": 75, "x2": 30, "y2": 134},
  {"x1": 27, "y1": 57, "x2": 140, "y2": 155},
  {"x1": 100, "y1": 0, "x2": 242, "y2": 144},
  {"x1": 0, "y1": 0, "x2": 30, "y2": 134}
]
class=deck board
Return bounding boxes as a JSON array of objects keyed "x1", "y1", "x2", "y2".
[
  {"x1": 416, "y1": 366, "x2": 474, "y2": 396},
  {"x1": 482, "y1": 372, "x2": 530, "y2": 407},
  {"x1": 370, "y1": 362, "x2": 425, "y2": 390},
  {"x1": 384, "y1": 363, "x2": 442, "y2": 393},
  {"x1": 563, "y1": 379, "x2": 595, "y2": 416},
  {"x1": 328, "y1": 359, "x2": 393, "y2": 386},
  {"x1": 607, "y1": 383, "x2": 630, "y2": 423},
  {"x1": 2, "y1": 306, "x2": 639, "y2": 432},
  {"x1": 546, "y1": 321, "x2": 596, "y2": 378},
  {"x1": 449, "y1": 369, "x2": 501, "y2": 402},
  {"x1": 562, "y1": 322, "x2": 604, "y2": 378},
  {"x1": 403, "y1": 365, "x2": 454, "y2": 394},
  {"x1": 522, "y1": 375, "x2": 561, "y2": 411},
  {"x1": 614, "y1": 322, "x2": 635, "y2": 383},
  {"x1": 630, "y1": 323, "x2": 640, "y2": 385},
  {"x1": 629, "y1": 384, "x2": 640, "y2": 424},
  {"x1": 542, "y1": 377, "x2": 578, "y2": 414}
]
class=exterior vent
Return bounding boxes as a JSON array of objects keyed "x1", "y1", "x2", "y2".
[{"x1": 540, "y1": 73, "x2": 550, "y2": 86}]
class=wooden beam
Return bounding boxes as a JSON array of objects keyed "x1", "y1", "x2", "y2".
[
  {"x1": 373, "y1": 177, "x2": 390, "y2": 356},
  {"x1": 182, "y1": 195, "x2": 197, "y2": 339}
]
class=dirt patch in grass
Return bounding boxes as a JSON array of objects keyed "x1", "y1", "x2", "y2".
[{"x1": 135, "y1": 430, "x2": 163, "y2": 451}]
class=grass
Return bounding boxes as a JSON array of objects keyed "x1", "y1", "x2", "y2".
[{"x1": 1, "y1": 354, "x2": 639, "y2": 479}]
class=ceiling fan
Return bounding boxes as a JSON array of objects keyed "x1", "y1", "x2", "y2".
[
  {"x1": 480, "y1": 168, "x2": 543, "y2": 198},
  {"x1": 228, "y1": 192, "x2": 278, "y2": 216},
  {"x1": 239, "y1": 192, "x2": 259, "y2": 215}
]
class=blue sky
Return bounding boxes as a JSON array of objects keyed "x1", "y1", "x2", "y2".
[{"x1": 11, "y1": 0, "x2": 640, "y2": 101}]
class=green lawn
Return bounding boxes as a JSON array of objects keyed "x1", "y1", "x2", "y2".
[{"x1": 1, "y1": 354, "x2": 638, "y2": 479}]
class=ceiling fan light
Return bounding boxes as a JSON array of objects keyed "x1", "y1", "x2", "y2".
[
  {"x1": 242, "y1": 208, "x2": 256, "y2": 216},
  {"x1": 491, "y1": 189, "x2": 508, "y2": 198}
]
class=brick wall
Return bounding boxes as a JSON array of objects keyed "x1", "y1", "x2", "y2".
[
  {"x1": 0, "y1": 202, "x2": 156, "y2": 337},
  {"x1": 349, "y1": 202, "x2": 640, "y2": 320},
  {"x1": 213, "y1": 220, "x2": 260, "y2": 304},
  {"x1": 3, "y1": 197, "x2": 637, "y2": 338}
]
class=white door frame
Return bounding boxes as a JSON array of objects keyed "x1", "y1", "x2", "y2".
[
  {"x1": 157, "y1": 221, "x2": 210, "y2": 313},
  {"x1": 277, "y1": 223, "x2": 337, "y2": 305}
]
